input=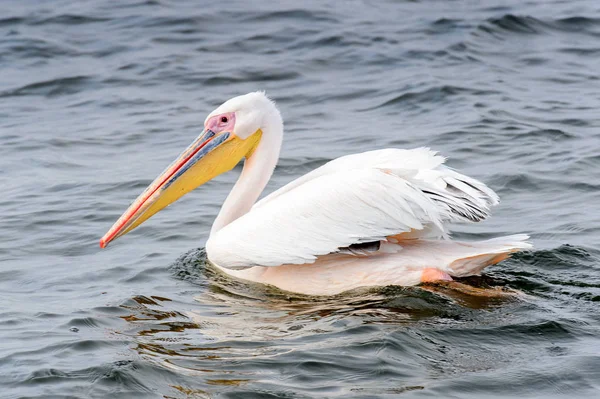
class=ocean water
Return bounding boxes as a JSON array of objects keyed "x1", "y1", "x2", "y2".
[{"x1": 1, "y1": 0, "x2": 600, "y2": 398}]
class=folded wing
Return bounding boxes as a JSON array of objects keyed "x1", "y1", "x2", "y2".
[{"x1": 207, "y1": 148, "x2": 499, "y2": 269}]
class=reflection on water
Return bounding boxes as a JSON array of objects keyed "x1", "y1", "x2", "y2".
[
  {"x1": 116, "y1": 249, "x2": 533, "y2": 395},
  {"x1": 102, "y1": 245, "x2": 600, "y2": 397}
]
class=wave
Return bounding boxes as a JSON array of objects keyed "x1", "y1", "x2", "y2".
[
  {"x1": 475, "y1": 13, "x2": 600, "y2": 37},
  {"x1": 1, "y1": 76, "x2": 91, "y2": 98}
]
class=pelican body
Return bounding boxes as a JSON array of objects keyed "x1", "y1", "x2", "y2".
[{"x1": 100, "y1": 92, "x2": 530, "y2": 296}]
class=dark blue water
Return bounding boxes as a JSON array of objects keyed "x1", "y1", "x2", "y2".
[{"x1": 1, "y1": 0, "x2": 600, "y2": 398}]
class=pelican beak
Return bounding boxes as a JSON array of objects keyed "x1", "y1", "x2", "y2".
[{"x1": 100, "y1": 128, "x2": 262, "y2": 248}]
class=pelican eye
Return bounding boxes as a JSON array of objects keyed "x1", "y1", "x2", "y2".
[{"x1": 220, "y1": 116, "x2": 228, "y2": 123}]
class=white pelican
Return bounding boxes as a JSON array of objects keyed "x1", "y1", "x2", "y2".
[{"x1": 100, "y1": 92, "x2": 531, "y2": 296}]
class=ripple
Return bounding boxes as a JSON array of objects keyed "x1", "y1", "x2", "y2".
[
  {"x1": 380, "y1": 84, "x2": 502, "y2": 111},
  {"x1": 521, "y1": 128, "x2": 576, "y2": 141},
  {"x1": 517, "y1": 245, "x2": 597, "y2": 270},
  {"x1": 0, "y1": 16, "x2": 24, "y2": 26},
  {"x1": 32, "y1": 14, "x2": 110, "y2": 25},
  {"x1": 241, "y1": 9, "x2": 337, "y2": 23},
  {"x1": 1, "y1": 76, "x2": 92, "y2": 98},
  {"x1": 0, "y1": 37, "x2": 78, "y2": 60},
  {"x1": 23, "y1": 360, "x2": 155, "y2": 396},
  {"x1": 203, "y1": 70, "x2": 301, "y2": 86},
  {"x1": 487, "y1": 14, "x2": 545, "y2": 34},
  {"x1": 553, "y1": 16, "x2": 600, "y2": 32}
]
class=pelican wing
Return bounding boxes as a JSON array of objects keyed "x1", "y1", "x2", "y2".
[{"x1": 207, "y1": 148, "x2": 499, "y2": 269}]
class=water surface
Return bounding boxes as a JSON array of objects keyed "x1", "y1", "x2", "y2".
[{"x1": 1, "y1": 0, "x2": 600, "y2": 398}]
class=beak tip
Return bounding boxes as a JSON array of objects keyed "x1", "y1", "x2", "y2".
[{"x1": 99, "y1": 238, "x2": 107, "y2": 249}]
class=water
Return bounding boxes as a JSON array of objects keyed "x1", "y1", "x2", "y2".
[{"x1": 1, "y1": 0, "x2": 600, "y2": 397}]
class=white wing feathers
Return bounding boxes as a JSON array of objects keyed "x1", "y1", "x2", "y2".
[
  {"x1": 207, "y1": 148, "x2": 500, "y2": 269},
  {"x1": 254, "y1": 147, "x2": 446, "y2": 209}
]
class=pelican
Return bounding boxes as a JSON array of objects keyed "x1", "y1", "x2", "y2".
[{"x1": 100, "y1": 92, "x2": 531, "y2": 296}]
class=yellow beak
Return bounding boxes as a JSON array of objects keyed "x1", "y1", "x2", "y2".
[{"x1": 100, "y1": 128, "x2": 262, "y2": 248}]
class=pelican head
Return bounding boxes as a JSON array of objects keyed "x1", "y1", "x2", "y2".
[{"x1": 100, "y1": 91, "x2": 280, "y2": 248}]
